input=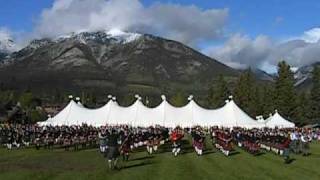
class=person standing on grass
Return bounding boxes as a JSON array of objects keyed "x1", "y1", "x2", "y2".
[
  {"x1": 300, "y1": 133, "x2": 310, "y2": 156},
  {"x1": 282, "y1": 135, "x2": 291, "y2": 164},
  {"x1": 193, "y1": 129, "x2": 205, "y2": 156},
  {"x1": 120, "y1": 132, "x2": 132, "y2": 162},
  {"x1": 171, "y1": 127, "x2": 184, "y2": 157},
  {"x1": 146, "y1": 128, "x2": 155, "y2": 155},
  {"x1": 6, "y1": 130, "x2": 13, "y2": 150},
  {"x1": 63, "y1": 135, "x2": 71, "y2": 151},
  {"x1": 290, "y1": 130, "x2": 299, "y2": 154},
  {"x1": 35, "y1": 134, "x2": 42, "y2": 150},
  {"x1": 99, "y1": 130, "x2": 108, "y2": 153},
  {"x1": 106, "y1": 129, "x2": 120, "y2": 170}
]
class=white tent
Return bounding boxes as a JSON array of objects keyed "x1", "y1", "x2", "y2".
[
  {"x1": 39, "y1": 100, "x2": 113, "y2": 126},
  {"x1": 255, "y1": 115, "x2": 267, "y2": 127},
  {"x1": 39, "y1": 96, "x2": 264, "y2": 128},
  {"x1": 265, "y1": 111, "x2": 295, "y2": 128},
  {"x1": 219, "y1": 100, "x2": 265, "y2": 128}
]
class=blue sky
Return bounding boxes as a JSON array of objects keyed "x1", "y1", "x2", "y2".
[
  {"x1": 0, "y1": 0, "x2": 320, "y2": 72},
  {"x1": 2, "y1": 0, "x2": 319, "y2": 38}
]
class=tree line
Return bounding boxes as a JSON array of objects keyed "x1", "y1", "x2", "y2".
[
  {"x1": 0, "y1": 61, "x2": 319, "y2": 125},
  {"x1": 207, "y1": 61, "x2": 320, "y2": 126}
]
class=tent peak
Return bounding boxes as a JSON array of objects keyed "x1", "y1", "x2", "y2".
[{"x1": 134, "y1": 94, "x2": 142, "y2": 100}]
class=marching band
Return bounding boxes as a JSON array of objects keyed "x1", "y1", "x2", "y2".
[{"x1": 0, "y1": 123, "x2": 319, "y2": 169}]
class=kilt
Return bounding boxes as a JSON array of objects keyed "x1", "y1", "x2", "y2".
[{"x1": 106, "y1": 146, "x2": 120, "y2": 160}]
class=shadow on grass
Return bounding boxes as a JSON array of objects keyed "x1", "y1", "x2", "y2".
[
  {"x1": 130, "y1": 156, "x2": 154, "y2": 161},
  {"x1": 157, "y1": 139, "x2": 193, "y2": 154},
  {"x1": 253, "y1": 152, "x2": 265, "y2": 156},
  {"x1": 202, "y1": 150, "x2": 215, "y2": 156},
  {"x1": 228, "y1": 151, "x2": 240, "y2": 156},
  {"x1": 121, "y1": 161, "x2": 153, "y2": 169},
  {"x1": 285, "y1": 158, "x2": 296, "y2": 164}
]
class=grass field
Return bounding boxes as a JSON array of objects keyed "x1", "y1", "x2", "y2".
[{"x1": 0, "y1": 137, "x2": 319, "y2": 180}]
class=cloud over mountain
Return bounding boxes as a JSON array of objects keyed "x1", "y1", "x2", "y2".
[
  {"x1": 0, "y1": 27, "x2": 17, "y2": 52},
  {"x1": 204, "y1": 28, "x2": 320, "y2": 71},
  {"x1": 34, "y1": 0, "x2": 228, "y2": 46}
]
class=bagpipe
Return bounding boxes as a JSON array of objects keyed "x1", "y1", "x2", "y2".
[{"x1": 214, "y1": 131, "x2": 234, "y2": 156}]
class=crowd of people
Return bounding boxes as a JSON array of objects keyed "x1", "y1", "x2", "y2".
[
  {"x1": 1, "y1": 123, "x2": 320, "y2": 169},
  {"x1": 209, "y1": 127, "x2": 318, "y2": 163},
  {"x1": 0, "y1": 124, "x2": 100, "y2": 151}
]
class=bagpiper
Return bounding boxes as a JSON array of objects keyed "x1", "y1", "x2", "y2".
[{"x1": 170, "y1": 127, "x2": 184, "y2": 157}]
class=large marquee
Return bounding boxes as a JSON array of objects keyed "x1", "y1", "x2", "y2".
[{"x1": 39, "y1": 95, "x2": 295, "y2": 129}]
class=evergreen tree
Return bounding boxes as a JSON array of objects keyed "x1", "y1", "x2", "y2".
[
  {"x1": 261, "y1": 85, "x2": 275, "y2": 117},
  {"x1": 170, "y1": 90, "x2": 187, "y2": 106},
  {"x1": 274, "y1": 61, "x2": 297, "y2": 120},
  {"x1": 207, "y1": 75, "x2": 230, "y2": 108},
  {"x1": 310, "y1": 66, "x2": 320, "y2": 122},
  {"x1": 252, "y1": 86, "x2": 264, "y2": 117},
  {"x1": 234, "y1": 68, "x2": 257, "y2": 116},
  {"x1": 207, "y1": 81, "x2": 215, "y2": 108},
  {"x1": 296, "y1": 92, "x2": 311, "y2": 126},
  {"x1": 19, "y1": 91, "x2": 34, "y2": 109},
  {"x1": 214, "y1": 75, "x2": 230, "y2": 108}
]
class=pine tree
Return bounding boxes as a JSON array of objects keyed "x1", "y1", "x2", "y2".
[
  {"x1": 207, "y1": 75, "x2": 230, "y2": 108},
  {"x1": 252, "y1": 86, "x2": 264, "y2": 117},
  {"x1": 214, "y1": 75, "x2": 230, "y2": 108},
  {"x1": 274, "y1": 61, "x2": 297, "y2": 120},
  {"x1": 310, "y1": 66, "x2": 320, "y2": 122},
  {"x1": 234, "y1": 68, "x2": 257, "y2": 116},
  {"x1": 19, "y1": 91, "x2": 34, "y2": 109},
  {"x1": 170, "y1": 90, "x2": 187, "y2": 106},
  {"x1": 261, "y1": 85, "x2": 275, "y2": 117},
  {"x1": 207, "y1": 82, "x2": 215, "y2": 108},
  {"x1": 296, "y1": 92, "x2": 311, "y2": 126}
]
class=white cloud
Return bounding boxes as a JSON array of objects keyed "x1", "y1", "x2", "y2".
[
  {"x1": 301, "y1": 27, "x2": 320, "y2": 43},
  {"x1": 0, "y1": 27, "x2": 18, "y2": 52},
  {"x1": 34, "y1": 0, "x2": 228, "y2": 46},
  {"x1": 204, "y1": 34, "x2": 272, "y2": 69},
  {"x1": 0, "y1": 28, "x2": 12, "y2": 41},
  {"x1": 205, "y1": 28, "x2": 320, "y2": 72}
]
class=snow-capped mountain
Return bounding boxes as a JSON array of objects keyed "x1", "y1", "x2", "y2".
[
  {"x1": 0, "y1": 36, "x2": 17, "y2": 60},
  {"x1": 0, "y1": 38, "x2": 15, "y2": 52},
  {"x1": 54, "y1": 28, "x2": 141, "y2": 44},
  {"x1": 0, "y1": 29, "x2": 238, "y2": 96},
  {"x1": 294, "y1": 62, "x2": 320, "y2": 89},
  {"x1": 1, "y1": 29, "x2": 143, "y2": 66}
]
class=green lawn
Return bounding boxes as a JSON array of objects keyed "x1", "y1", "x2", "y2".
[{"x1": 0, "y1": 137, "x2": 319, "y2": 180}]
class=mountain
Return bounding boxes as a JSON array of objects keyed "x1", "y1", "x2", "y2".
[
  {"x1": 295, "y1": 62, "x2": 320, "y2": 91},
  {"x1": 252, "y1": 68, "x2": 275, "y2": 82},
  {"x1": 0, "y1": 29, "x2": 239, "y2": 99}
]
